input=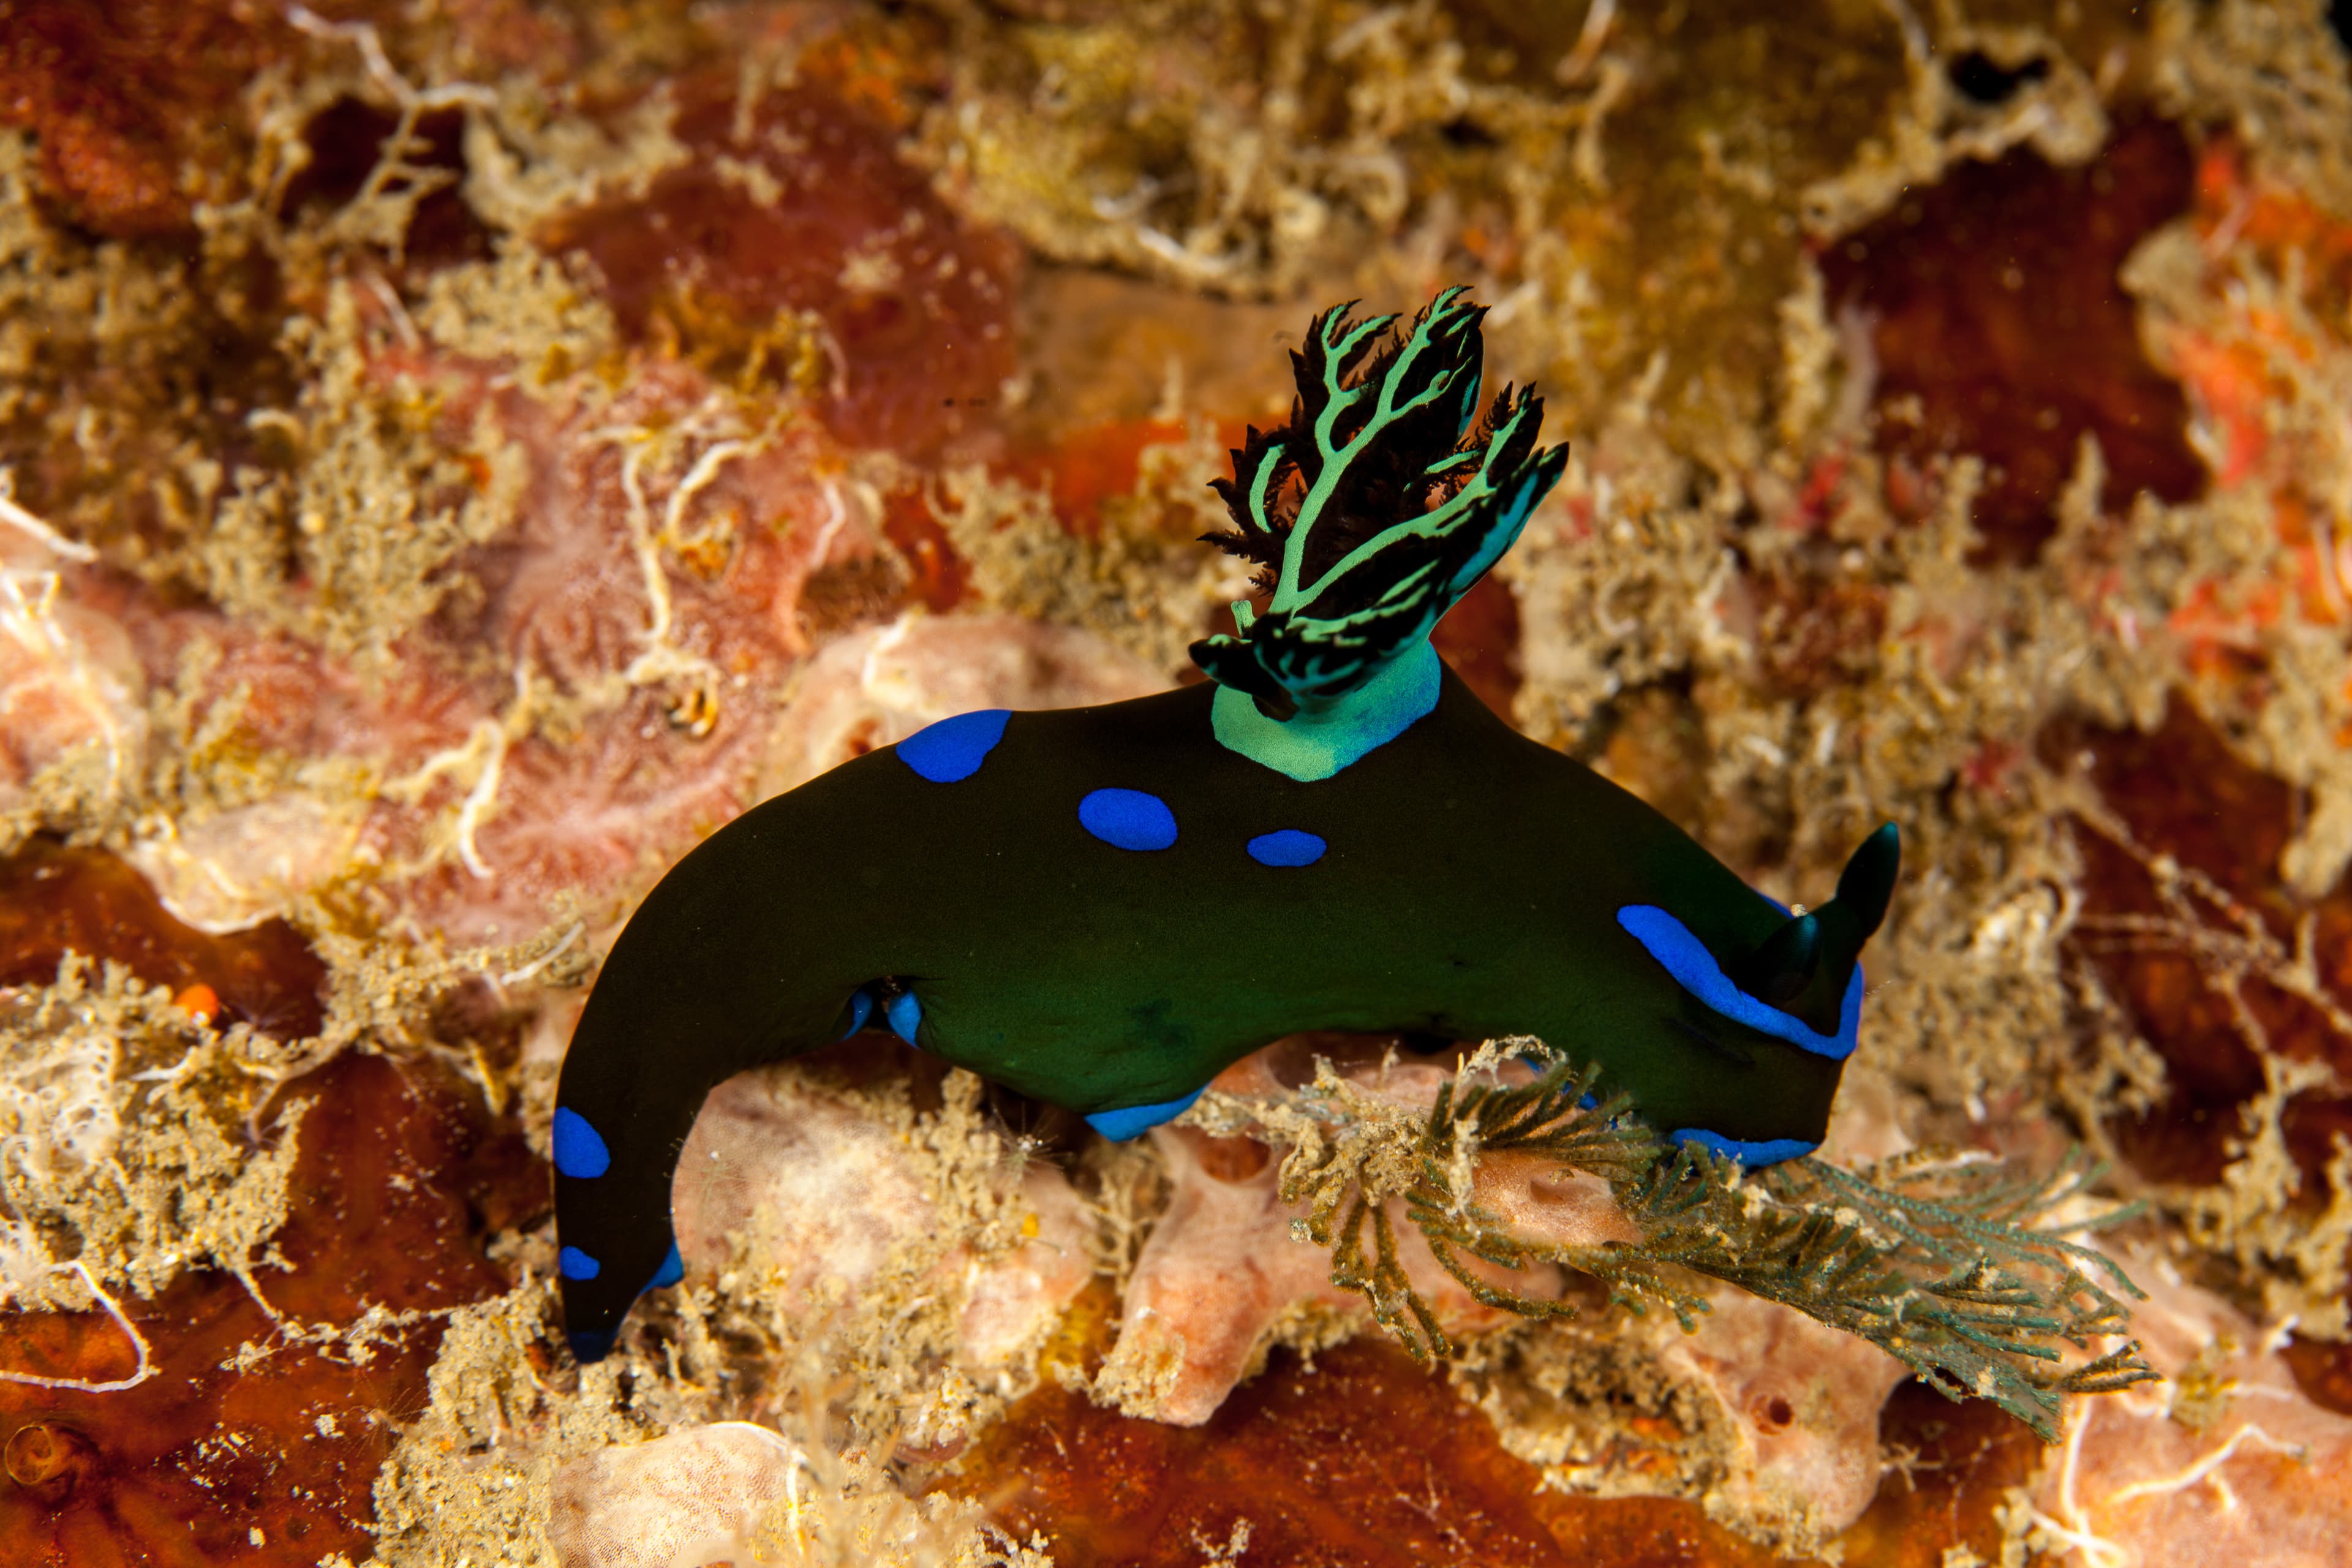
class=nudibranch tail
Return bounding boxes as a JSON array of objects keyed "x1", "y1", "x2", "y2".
[{"x1": 552, "y1": 790, "x2": 887, "y2": 1362}]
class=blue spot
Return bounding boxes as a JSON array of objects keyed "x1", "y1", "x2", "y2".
[
  {"x1": 1670, "y1": 1128, "x2": 1820, "y2": 1167},
  {"x1": 646, "y1": 1243, "x2": 684, "y2": 1290},
  {"x1": 1247, "y1": 829, "x2": 1327, "y2": 867},
  {"x1": 551, "y1": 1108, "x2": 611, "y2": 1179},
  {"x1": 840, "y1": 989, "x2": 873, "y2": 1039},
  {"x1": 568, "y1": 1328, "x2": 616, "y2": 1363},
  {"x1": 1085, "y1": 1086, "x2": 1207, "y2": 1142},
  {"x1": 1615, "y1": 905, "x2": 1863, "y2": 1061},
  {"x1": 897, "y1": 709, "x2": 1011, "y2": 783},
  {"x1": 1079, "y1": 788, "x2": 1178, "y2": 851},
  {"x1": 559, "y1": 1246, "x2": 602, "y2": 1281},
  {"x1": 886, "y1": 990, "x2": 923, "y2": 1046}
]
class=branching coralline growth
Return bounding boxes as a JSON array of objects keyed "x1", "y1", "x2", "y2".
[
  {"x1": 1212, "y1": 1041, "x2": 2157, "y2": 1442},
  {"x1": 1298, "y1": 1055, "x2": 1652, "y2": 1357},
  {"x1": 1597, "y1": 1143, "x2": 2156, "y2": 1442}
]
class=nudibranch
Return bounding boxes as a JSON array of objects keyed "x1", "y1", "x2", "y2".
[{"x1": 554, "y1": 288, "x2": 1899, "y2": 1362}]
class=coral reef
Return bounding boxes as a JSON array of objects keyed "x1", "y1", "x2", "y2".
[
  {"x1": 5, "y1": 1, "x2": 2352, "y2": 1565},
  {"x1": 546, "y1": 1422, "x2": 812, "y2": 1568},
  {"x1": 0, "y1": 863, "x2": 541, "y2": 1564},
  {"x1": 668, "y1": 1055, "x2": 1096, "y2": 1442},
  {"x1": 1093, "y1": 1043, "x2": 1619, "y2": 1427},
  {"x1": 1818, "y1": 118, "x2": 2206, "y2": 562},
  {"x1": 2019, "y1": 1245, "x2": 2352, "y2": 1567}
]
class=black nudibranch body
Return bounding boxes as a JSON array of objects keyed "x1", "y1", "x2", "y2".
[{"x1": 552, "y1": 290, "x2": 1899, "y2": 1362}]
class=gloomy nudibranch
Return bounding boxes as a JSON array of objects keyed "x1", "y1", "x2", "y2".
[{"x1": 554, "y1": 289, "x2": 1900, "y2": 1362}]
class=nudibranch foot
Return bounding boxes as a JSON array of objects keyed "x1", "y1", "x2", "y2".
[
  {"x1": 1669, "y1": 1128, "x2": 1821, "y2": 1167},
  {"x1": 1084, "y1": 1086, "x2": 1210, "y2": 1142},
  {"x1": 883, "y1": 986, "x2": 923, "y2": 1047}
]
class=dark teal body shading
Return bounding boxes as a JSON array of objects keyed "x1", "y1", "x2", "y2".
[
  {"x1": 552, "y1": 668, "x2": 1887, "y2": 1357},
  {"x1": 552, "y1": 290, "x2": 1899, "y2": 1361}
]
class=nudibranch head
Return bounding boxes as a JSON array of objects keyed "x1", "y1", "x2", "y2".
[{"x1": 1616, "y1": 822, "x2": 1902, "y2": 1164}]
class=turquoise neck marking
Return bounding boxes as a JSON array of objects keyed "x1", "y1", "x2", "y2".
[{"x1": 1210, "y1": 640, "x2": 1441, "y2": 782}]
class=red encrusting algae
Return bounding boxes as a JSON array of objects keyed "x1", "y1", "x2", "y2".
[
  {"x1": 2056, "y1": 700, "x2": 2352, "y2": 1193},
  {"x1": 0, "y1": 845, "x2": 546, "y2": 1566},
  {"x1": 953, "y1": 1333, "x2": 2056, "y2": 1568},
  {"x1": 0, "y1": 1052, "x2": 545, "y2": 1568},
  {"x1": 545, "y1": 72, "x2": 1020, "y2": 462},
  {"x1": 1821, "y1": 120, "x2": 2204, "y2": 560},
  {"x1": 0, "y1": 840, "x2": 326, "y2": 1041},
  {"x1": 1834, "y1": 1381, "x2": 2048, "y2": 1568},
  {"x1": 2046, "y1": 697, "x2": 2352, "y2": 1421},
  {"x1": 952, "y1": 1336, "x2": 1782, "y2": 1568},
  {"x1": 0, "y1": 0, "x2": 301, "y2": 239}
]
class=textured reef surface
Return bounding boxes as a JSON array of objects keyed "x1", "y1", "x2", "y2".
[{"x1": 6, "y1": 2, "x2": 2352, "y2": 1566}]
